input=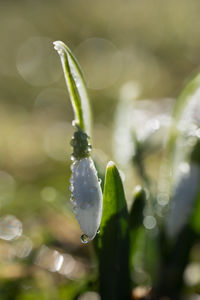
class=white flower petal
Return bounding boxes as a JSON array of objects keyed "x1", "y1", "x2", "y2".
[{"x1": 70, "y1": 157, "x2": 103, "y2": 241}]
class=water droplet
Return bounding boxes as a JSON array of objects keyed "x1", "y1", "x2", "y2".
[
  {"x1": 97, "y1": 229, "x2": 100, "y2": 234},
  {"x1": 80, "y1": 234, "x2": 89, "y2": 244},
  {"x1": 71, "y1": 154, "x2": 75, "y2": 161},
  {"x1": 57, "y1": 50, "x2": 63, "y2": 56},
  {"x1": 72, "y1": 120, "x2": 77, "y2": 128},
  {"x1": 70, "y1": 197, "x2": 75, "y2": 203},
  {"x1": 98, "y1": 178, "x2": 102, "y2": 184},
  {"x1": 74, "y1": 76, "x2": 81, "y2": 87},
  {"x1": 69, "y1": 185, "x2": 74, "y2": 192}
]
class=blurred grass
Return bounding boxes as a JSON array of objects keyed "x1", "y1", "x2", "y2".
[{"x1": 1, "y1": 0, "x2": 200, "y2": 298}]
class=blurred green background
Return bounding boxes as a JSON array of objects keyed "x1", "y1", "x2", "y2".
[{"x1": 1, "y1": 0, "x2": 200, "y2": 299}]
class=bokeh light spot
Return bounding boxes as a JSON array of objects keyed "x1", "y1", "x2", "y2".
[
  {"x1": 16, "y1": 36, "x2": 61, "y2": 86},
  {"x1": 75, "y1": 38, "x2": 122, "y2": 89},
  {"x1": 0, "y1": 215, "x2": 22, "y2": 241}
]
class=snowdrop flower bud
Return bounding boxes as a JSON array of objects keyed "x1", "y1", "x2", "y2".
[{"x1": 70, "y1": 127, "x2": 103, "y2": 243}]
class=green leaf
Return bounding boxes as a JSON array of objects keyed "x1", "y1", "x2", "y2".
[
  {"x1": 165, "y1": 72, "x2": 200, "y2": 239},
  {"x1": 189, "y1": 140, "x2": 200, "y2": 234},
  {"x1": 98, "y1": 161, "x2": 130, "y2": 300},
  {"x1": 129, "y1": 186, "x2": 147, "y2": 286},
  {"x1": 168, "y1": 72, "x2": 200, "y2": 156},
  {"x1": 53, "y1": 41, "x2": 92, "y2": 136},
  {"x1": 129, "y1": 187, "x2": 159, "y2": 286},
  {"x1": 190, "y1": 191, "x2": 200, "y2": 233},
  {"x1": 129, "y1": 186, "x2": 146, "y2": 229},
  {"x1": 173, "y1": 72, "x2": 200, "y2": 121},
  {"x1": 129, "y1": 186, "x2": 146, "y2": 270}
]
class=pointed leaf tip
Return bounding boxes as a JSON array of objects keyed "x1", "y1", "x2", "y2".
[
  {"x1": 98, "y1": 161, "x2": 130, "y2": 300},
  {"x1": 107, "y1": 161, "x2": 115, "y2": 168}
]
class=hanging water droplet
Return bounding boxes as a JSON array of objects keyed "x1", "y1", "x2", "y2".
[
  {"x1": 97, "y1": 229, "x2": 100, "y2": 234},
  {"x1": 80, "y1": 234, "x2": 89, "y2": 244},
  {"x1": 98, "y1": 178, "x2": 102, "y2": 184}
]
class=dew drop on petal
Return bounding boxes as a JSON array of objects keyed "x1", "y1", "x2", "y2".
[
  {"x1": 69, "y1": 185, "x2": 74, "y2": 192},
  {"x1": 80, "y1": 234, "x2": 89, "y2": 244}
]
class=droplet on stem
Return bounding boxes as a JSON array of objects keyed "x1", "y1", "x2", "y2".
[
  {"x1": 72, "y1": 120, "x2": 77, "y2": 128},
  {"x1": 71, "y1": 154, "x2": 75, "y2": 161}
]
